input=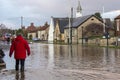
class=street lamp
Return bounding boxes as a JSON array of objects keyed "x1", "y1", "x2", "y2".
[
  {"x1": 105, "y1": 28, "x2": 109, "y2": 47},
  {"x1": 103, "y1": 18, "x2": 109, "y2": 47},
  {"x1": 81, "y1": 26, "x2": 83, "y2": 44}
]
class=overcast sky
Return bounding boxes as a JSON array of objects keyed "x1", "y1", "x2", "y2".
[{"x1": 0, "y1": 0, "x2": 120, "y2": 29}]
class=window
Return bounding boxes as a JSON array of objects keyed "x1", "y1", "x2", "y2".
[
  {"x1": 91, "y1": 18, "x2": 94, "y2": 21},
  {"x1": 66, "y1": 29, "x2": 69, "y2": 37},
  {"x1": 72, "y1": 29, "x2": 76, "y2": 36}
]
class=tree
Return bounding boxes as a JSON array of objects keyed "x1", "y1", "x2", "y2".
[
  {"x1": 16, "y1": 29, "x2": 23, "y2": 35},
  {"x1": 84, "y1": 23, "x2": 103, "y2": 37},
  {"x1": 29, "y1": 35, "x2": 32, "y2": 40},
  {"x1": 0, "y1": 24, "x2": 13, "y2": 37},
  {"x1": 94, "y1": 12, "x2": 102, "y2": 19},
  {"x1": 16, "y1": 28, "x2": 27, "y2": 38}
]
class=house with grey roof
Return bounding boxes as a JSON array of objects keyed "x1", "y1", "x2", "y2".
[
  {"x1": 53, "y1": 18, "x2": 69, "y2": 41},
  {"x1": 48, "y1": 0, "x2": 115, "y2": 44},
  {"x1": 64, "y1": 15, "x2": 113, "y2": 43},
  {"x1": 49, "y1": 14, "x2": 114, "y2": 44},
  {"x1": 48, "y1": 0, "x2": 82, "y2": 42}
]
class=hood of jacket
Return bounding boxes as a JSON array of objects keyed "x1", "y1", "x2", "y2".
[{"x1": 15, "y1": 35, "x2": 24, "y2": 42}]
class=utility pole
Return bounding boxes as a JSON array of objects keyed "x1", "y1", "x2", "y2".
[
  {"x1": 102, "y1": 7, "x2": 109, "y2": 47},
  {"x1": 69, "y1": 17, "x2": 71, "y2": 44},
  {"x1": 21, "y1": 16, "x2": 23, "y2": 28},
  {"x1": 102, "y1": 6, "x2": 105, "y2": 33},
  {"x1": 70, "y1": 7, "x2": 73, "y2": 44},
  {"x1": 68, "y1": 0, "x2": 73, "y2": 44}
]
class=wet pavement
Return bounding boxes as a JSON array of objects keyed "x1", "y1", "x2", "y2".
[{"x1": 1, "y1": 43, "x2": 120, "y2": 80}]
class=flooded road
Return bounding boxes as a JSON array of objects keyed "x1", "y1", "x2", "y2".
[{"x1": 1, "y1": 43, "x2": 120, "y2": 80}]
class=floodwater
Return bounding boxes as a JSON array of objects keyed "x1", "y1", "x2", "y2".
[{"x1": 1, "y1": 43, "x2": 120, "y2": 80}]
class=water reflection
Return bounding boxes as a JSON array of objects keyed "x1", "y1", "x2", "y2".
[
  {"x1": 53, "y1": 44, "x2": 120, "y2": 73},
  {"x1": 103, "y1": 48, "x2": 116, "y2": 72},
  {"x1": 68, "y1": 45, "x2": 73, "y2": 59},
  {"x1": 47, "y1": 44, "x2": 54, "y2": 69},
  {"x1": 3, "y1": 43, "x2": 120, "y2": 74},
  {"x1": 57, "y1": 45, "x2": 100, "y2": 69}
]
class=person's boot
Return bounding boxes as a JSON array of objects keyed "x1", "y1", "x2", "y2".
[
  {"x1": 21, "y1": 71, "x2": 25, "y2": 79},
  {"x1": 15, "y1": 71, "x2": 19, "y2": 80}
]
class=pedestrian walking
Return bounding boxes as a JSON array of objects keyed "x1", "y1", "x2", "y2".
[
  {"x1": 0, "y1": 48, "x2": 5, "y2": 64},
  {"x1": 9, "y1": 33, "x2": 30, "y2": 72},
  {"x1": 7, "y1": 37, "x2": 10, "y2": 44},
  {"x1": 0, "y1": 48, "x2": 5, "y2": 58}
]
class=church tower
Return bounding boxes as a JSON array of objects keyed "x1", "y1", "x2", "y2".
[{"x1": 76, "y1": 0, "x2": 82, "y2": 18}]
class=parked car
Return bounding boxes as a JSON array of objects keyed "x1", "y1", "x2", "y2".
[{"x1": 32, "y1": 38, "x2": 40, "y2": 42}]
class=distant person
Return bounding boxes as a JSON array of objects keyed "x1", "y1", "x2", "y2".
[
  {"x1": 11, "y1": 35, "x2": 16, "y2": 44},
  {"x1": 9, "y1": 33, "x2": 30, "y2": 72},
  {"x1": 7, "y1": 37, "x2": 10, "y2": 44},
  {"x1": 0, "y1": 48, "x2": 5, "y2": 58},
  {"x1": 0, "y1": 47, "x2": 5, "y2": 64}
]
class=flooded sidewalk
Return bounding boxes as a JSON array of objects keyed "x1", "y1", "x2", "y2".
[
  {"x1": 1, "y1": 43, "x2": 120, "y2": 80},
  {"x1": 1, "y1": 68, "x2": 120, "y2": 80}
]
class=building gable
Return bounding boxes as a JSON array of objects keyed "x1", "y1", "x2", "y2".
[
  {"x1": 115, "y1": 15, "x2": 120, "y2": 19},
  {"x1": 65, "y1": 15, "x2": 103, "y2": 29},
  {"x1": 26, "y1": 23, "x2": 37, "y2": 33},
  {"x1": 53, "y1": 17, "x2": 69, "y2": 33}
]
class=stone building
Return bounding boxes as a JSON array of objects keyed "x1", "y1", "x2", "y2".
[
  {"x1": 115, "y1": 15, "x2": 120, "y2": 37},
  {"x1": 48, "y1": 0, "x2": 114, "y2": 44},
  {"x1": 54, "y1": 18, "x2": 69, "y2": 41},
  {"x1": 48, "y1": 0, "x2": 82, "y2": 42},
  {"x1": 64, "y1": 15, "x2": 104, "y2": 43},
  {"x1": 37, "y1": 23, "x2": 49, "y2": 40},
  {"x1": 26, "y1": 23, "x2": 37, "y2": 40}
]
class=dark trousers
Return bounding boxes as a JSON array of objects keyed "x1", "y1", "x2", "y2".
[{"x1": 15, "y1": 59, "x2": 25, "y2": 72}]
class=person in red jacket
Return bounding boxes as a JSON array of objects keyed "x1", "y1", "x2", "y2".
[{"x1": 9, "y1": 33, "x2": 30, "y2": 72}]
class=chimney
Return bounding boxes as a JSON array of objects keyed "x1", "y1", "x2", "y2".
[{"x1": 30, "y1": 23, "x2": 34, "y2": 26}]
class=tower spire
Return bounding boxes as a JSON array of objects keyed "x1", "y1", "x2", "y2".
[
  {"x1": 21, "y1": 16, "x2": 23, "y2": 28},
  {"x1": 76, "y1": 0, "x2": 82, "y2": 18}
]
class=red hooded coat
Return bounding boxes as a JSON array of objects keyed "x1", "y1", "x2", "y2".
[{"x1": 9, "y1": 35, "x2": 30, "y2": 59}]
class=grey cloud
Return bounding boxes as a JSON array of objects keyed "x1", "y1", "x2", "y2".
[{"x1": 1, "y1": 0, "x2": 120, "y2": 29}]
